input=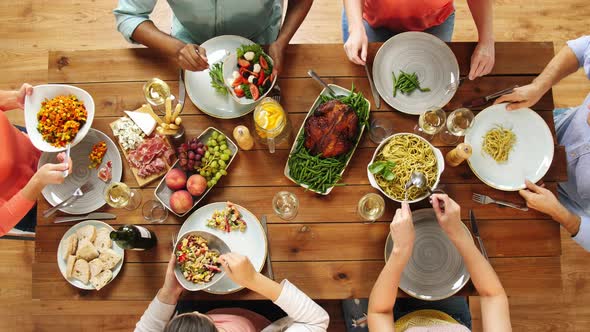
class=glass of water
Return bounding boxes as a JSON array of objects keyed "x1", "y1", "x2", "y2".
[
  {"x1": 369, "y1": 117, "x2": 394, "y2": 144},
  {"x1": 440, "y1": 108, "x2": 474, "y2": 144},
  {"x1": 142, "y1": 199, "x2": 168, "y2": 223},
  {"x1": 272, "y1": 191, "x2": 299, "y2": 221},
  {"x1": 414, "y1": 107, "x2": 447, "y2": 141}
]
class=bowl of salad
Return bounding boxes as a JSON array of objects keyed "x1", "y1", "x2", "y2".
[
  {"x1": 173, "y1": 230, "x2": 231, "y2": 291},
  {"x1": 223, "y1": 43, "x2": 277, "y2": 104}
]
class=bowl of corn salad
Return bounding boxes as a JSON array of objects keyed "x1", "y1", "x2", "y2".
[{"x1": 25, "y1": 84, "x2": 95, "y2": 152}]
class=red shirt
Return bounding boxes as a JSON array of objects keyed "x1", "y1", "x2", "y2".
[{"x1": 363, "y1": 0, "x2": 454, "y2": 32}]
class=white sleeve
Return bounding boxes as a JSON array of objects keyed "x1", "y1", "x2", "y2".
[
  {"x1": 572, "y1": 215, "x2": 590, "y2": 252},
  {"x1": 266, "y1": 280, "x2": 329, "y2": 332},
  {"x1": 134, "y1": 296, "x2": 176, "y2": 332}
]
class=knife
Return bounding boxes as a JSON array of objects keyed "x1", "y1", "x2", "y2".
[
  {"x1": 469, "y1": 210, "x2": 488, "y2": 261},
  {"x1": 364, "y1": 63, "x2": 381, "y2": 109},
  {"x1": 463, "y1": 85, "x2": 518, "y2": 108},
  {"x1": 260, "y1": 215, "x2": 274, "y2": 280},
  {"x1": 54, "y1": 212, "x2": 117, "y2": 224},
  {"x1": 178, "y1": 69, "x2": 186, "y2": 111}
]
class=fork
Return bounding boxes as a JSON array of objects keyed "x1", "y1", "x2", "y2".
[
  {"x1": 472, "y1": 193, "x2": 528, "y2": 211},
  {"x1": 43, "y1": 181, "x2": 93, "y2": 217}
]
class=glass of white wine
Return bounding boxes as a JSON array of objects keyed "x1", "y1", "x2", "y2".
[
  {"x1": 104, "y1": 182, "x2": 142, "y2": 211},
  {"x1": 440, "y1": 108, "x2": 475, "y2": 144},
  {"x1": 358, "y1": 193, "x2": 385, "y2": 223},
  {"x1": 414, "y1": 107, "x2": 447, "y2": 141}
]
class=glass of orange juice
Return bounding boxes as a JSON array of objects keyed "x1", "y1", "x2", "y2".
[{"x1": 253, "y1": 97, "x2": 290, "y2": 153}]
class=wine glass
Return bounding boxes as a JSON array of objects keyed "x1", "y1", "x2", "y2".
[
  {"x1": 439, "y1": 108, "x2": 475, "y2": 144},
  {"x1": 142, "y1": 199, "x2": 168, "y2": 223},
  {"x1": 103, "y1": 182, "x2": 142, "y2": 210},
  {"x1": 369, "y1": 117, "x2": 395, "y2": 144},
  {"x1": 358, "y1": 193, "x2": 385, "y2": 224},
  {"x1": 272, "y1": 191, "x2": 299, "y2": 221},
  {"x1": 414, "y1": 107, "x2": 447, "y2": 141}
]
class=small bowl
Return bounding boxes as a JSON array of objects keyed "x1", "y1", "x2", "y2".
[
  {"x1": 223, "y1": 51, "x2": 277, "y2": 105},
  {"x1": 173, "y1": 230, "x2": 231, "y2": 291},
  {"x1": 367, "y1": 133, "x2": 445, "y2": 203},
  {"x1": 24, "y1": 84, "x2": 95, "y2": 152}
]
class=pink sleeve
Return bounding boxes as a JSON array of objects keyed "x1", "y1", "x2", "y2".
[{"x1": 0, "y1": 191, "x2": 36, "y2": 236}]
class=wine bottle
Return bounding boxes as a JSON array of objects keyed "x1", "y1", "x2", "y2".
[{"x1": 110, "y1": 225, "x2": 157, "y2": 250}]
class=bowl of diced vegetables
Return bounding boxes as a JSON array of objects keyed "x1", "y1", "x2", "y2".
[
  {"x1": 223, "y1": 43, "x2": 277, "y2": 104},
  {"x1": 173, "y1": 230, "x2": 231, "y2": 291}
]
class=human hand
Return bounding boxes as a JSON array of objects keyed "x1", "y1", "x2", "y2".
[
  {"x1": 56, "y1": 152, "x2": 73, "y2": 175},
  {"x1": 390, "y1": 202, "x2": 415, "y2": 256},
  {"x1": 219, "y1": 252, "x2": 258, "y2": 289},
  {"x1": 175, "y1": 43, "x2": 208, "y2": 71},
  {"x1": 16, "y1": 83, "x2": 33, "y2": 109},
  {"x1": 158, "y1": 253, "x2": 183, "y2": 305},
  {"x1": 469, "y1": 40, "x2": 495, "y2": 80},
  {"x1": 518, "y1": 180, "x2": 564, "y2": 218},
  {"x1": 494, "y1": 83, "x2": 546, "y2": 111},
  {"x1": 343, "y1": 26, "x2": 368, "y2": 65},
  {"x1": 32, "y1": 163, "x2": 70, "y2": 188},
  {"x1": 268, "y1": 40, "x2": 285, "y2": 77},
  {"x1": 431, "y1": 194, "x2": 466, "y2": 242}
]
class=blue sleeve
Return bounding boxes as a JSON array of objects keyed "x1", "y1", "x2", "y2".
[
  {"x1": 113, "y1": 0, "x2": 158, "y2": 44},
  {"x1": 576, "y1": 154, "x2": 590, "y2": 201},
  {"x1": 566, "y1": 36, "x2": 590, "y2": 79},
  {"x1": 572, "y1": 215, "x2": 590, "y2": 252}
]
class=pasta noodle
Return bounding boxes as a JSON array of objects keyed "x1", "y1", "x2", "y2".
[
  {"x1": 482, "y1": 125, "x2": 516, "y2": 163},
  {"x1": 374, "y1": 134, "x2": 438, "y2": 201}
]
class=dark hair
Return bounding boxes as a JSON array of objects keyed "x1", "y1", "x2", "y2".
[{"x1": 163, "y1": 313, "x2": 218, "y2": 332}]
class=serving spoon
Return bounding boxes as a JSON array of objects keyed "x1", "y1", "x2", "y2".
[{"x1": 307, "y1": 69, "x2": 338, "y2": 97}]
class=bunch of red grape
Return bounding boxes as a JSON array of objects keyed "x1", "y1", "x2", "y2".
[{"x1": 177, "y1": 137, "x2": 207, "y2": 172}]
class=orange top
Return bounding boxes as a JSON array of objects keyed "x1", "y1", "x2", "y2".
[
  {"x1": 363, "y1": 0, "x2": 454, "y2": 32},
  {"x1": 0, "y1": 110, "x2": 40, "y2": 236}
]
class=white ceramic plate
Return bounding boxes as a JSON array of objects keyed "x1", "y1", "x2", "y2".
[
  {"x1": 372, "y1": 32, "x2": 459, "y2": 115},
  {"x1": 185, "y1": 35, "x2": 265, "y2": 119},
  {"x1": 385, "y1": 209, "x2": 472, "y2": 301},
  {"x1": 24, "y1": 84, "x2": 95, "y2": 152},
  {"x1": 464, "y1": 103, "x2": 554, "y2": 191},
  {"x1": 38, "y1": 128, "x2": 122, "y2": 215},
  {"x1": 56, "y1": 220, "x2": 124, "y2": 290},
  {"x1": 178, "y1": 202, "x2": 267, "y2": 294}
]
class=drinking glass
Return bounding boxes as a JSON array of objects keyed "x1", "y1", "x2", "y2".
[
  {"x1": 142, "y1": 200, "x2": 168, "y2": 223},
  {"x1": 103, "y1": 181, "x2": 142, "y2": 210},
  {"x1": 143, "y1": 78, "x2": 171, "y2": 113},
  {"x1": 358, "y1": 193, "x2": 385, "y2": 223},
  {"x1": 413, "y1": 107, "x2": 447, "y2": 141},
  {"x1": 272, "y1": 191, "x2": 299, "y2": 221},
  {"x1": 440, "y1": 108, "x2": 475, "y2": 144},
  {"x1": 369, "y1": 117, "x2": 394, "y2": 144}
]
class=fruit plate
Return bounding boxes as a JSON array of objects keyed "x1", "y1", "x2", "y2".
[{"x1": 155, "y1": 127, "x2": 239, "y2": 217}]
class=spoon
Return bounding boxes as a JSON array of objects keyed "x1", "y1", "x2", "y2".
[
  {"x1": 307, "y1": 69, "x2": 338, "y2": 96},
  {"x1": 405, "y1": 171, "x2": 433, "y2": 195}
]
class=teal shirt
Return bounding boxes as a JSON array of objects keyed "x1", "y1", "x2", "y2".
[{"x1": 114, "y1": 0, "x2": 283, "y2": 45}]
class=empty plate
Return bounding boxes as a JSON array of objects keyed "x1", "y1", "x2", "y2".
[{"x1": 385, "y1": 209, "x2": 472, "y2": 301}]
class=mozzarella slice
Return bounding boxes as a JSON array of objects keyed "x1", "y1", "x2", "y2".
[{"x1": 124, "y1": 111, "x2": 157, "y2": 136}]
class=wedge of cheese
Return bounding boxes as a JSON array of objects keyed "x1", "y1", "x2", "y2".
[{"x1": 125, "y1": 110, "x2": 157, "y2": 136}]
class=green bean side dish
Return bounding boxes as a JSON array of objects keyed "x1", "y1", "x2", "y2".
[
  {"x1": 392, "y1": 70, "x2": 431, "y2": 97},
  {"x1": 287, "y1": 88, "x2": 370, "y2": 194}
]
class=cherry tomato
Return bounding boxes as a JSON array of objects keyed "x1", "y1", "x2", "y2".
[
  {"x1": 232, "y1": 76, "x2": 244, "y2": 87},
  {"x1": 249, "y1": 84, "x2": 260, "y2": 100},
  {"x1": 258, "y1": 70, "x2": 265, "y2": 86},
  {"x1": 234, "y1": 85, "x2": 245, "y2": 97},
  {"x1": 259, "y1": 55, "x2": 268, "y2": 70}
]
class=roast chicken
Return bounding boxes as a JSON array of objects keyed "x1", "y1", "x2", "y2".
[{"x1": 304, "y1": 100, "x2": 359, "y2": 158}]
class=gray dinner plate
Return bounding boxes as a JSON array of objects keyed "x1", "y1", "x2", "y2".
[
  {"x1": 373, "y1": 32, "x2": 460, "y2": 115},
  {"x1": 38, "y1": 128, "x2": 122, "y2": 215},
  {"x1": 384, "y1": 208, "x2": 472, "y2": 301}
]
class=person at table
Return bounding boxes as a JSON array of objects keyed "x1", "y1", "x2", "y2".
[
  {"x1": 345, "y1": 195, "x2": 511, "y2": 331},
  {"x1": 135, "y1": 252, "x2": 329, "y2": 332},
  {"x1": 342, "y1": 0, "x2": 495, "y2": 80},
  {"x1": 495, "y1": 35, "x2": 590, "y2": 252},
  {"x1": 0, "y1": 84, "x2": 73, "y2": 236},
  {"x1": 113, "y1": 0, "x2": 313, "y2": 75}
]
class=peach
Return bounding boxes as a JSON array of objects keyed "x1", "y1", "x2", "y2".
[
  {"x1": 187, "y1": 174, "x2": 207, "y2": 196},
  {"x1": 170, "y1": 190, "x2": 193, "y2": 214},
  {"x1": 166, "y1": 168, "x2": 187, "y2": 191}
]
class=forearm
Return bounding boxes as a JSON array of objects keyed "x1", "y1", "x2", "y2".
[
  {"x1": 343, "y1": 0, "x2": 364, "y2": 33},
  {"x1": 552, "y1": 205, "x2": 581, "y2": 236},
  {"x1": 275, "y1": 0, "x2": 313, "y2": 47},
  {"x1": 532, "y1": 45, "x2": 580, "y2": 93},
  {"x1": 156, "y1": 287, "x2": 182, "y2": 305},
  {"x1": 0, "y1": 191, "x2": 37, "y2": 236},
  {"x1": 132, "y1": 21, "x2": 186, "y2": 58},
  {"x1": 246, "y1": 273, "x2": 283, "y2": 301},
  {"x1": 368, "y1": 250, "x2": 409, "y2": 314},
  {"x1": 0, "y1": 90, "x2": 20, "y2": 111},
  {"x1": 467, "y1": 0, "x2": 494, "y2": 43}
]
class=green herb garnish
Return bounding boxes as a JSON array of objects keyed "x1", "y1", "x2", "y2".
[
  {"x1": 209, "y1": 62, "x2": 228, "y2": 95},
  {"x1": 368, "y1": 161, "x2": 396, "y2": 181}
]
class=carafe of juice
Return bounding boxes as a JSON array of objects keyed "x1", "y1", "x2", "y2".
[{"x1": 253, "y1": 97, "x2": 290, "y2": 153}]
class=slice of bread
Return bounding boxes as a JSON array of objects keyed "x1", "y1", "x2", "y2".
[
  {"x1": 76, "y1": 239, "x2": 99, "y2": 261},
  {"x1": 72, "y1": 259, "x2": 90, "y2": 284},
  {"x1": 90, "y1": 269, "x2": 113, "y2": 291},
  {"x1": 89, "y1": 258, "x2": 105, "y2": 279},
  {"x1": 62, "y1": 234, "x2": 78, "y2": 260},
  {"x1": 94, "y1": 228, "x2": 112, "y2": 251},
  {"x1": 65, "y1": 255, "x2": 77, "y2": 278},
  {"x1": 99, "y1": 248, "x2": 122, "y2": 270},
  {"x1": 76, "y1": 225, "x2": 97, "y2": 242}
]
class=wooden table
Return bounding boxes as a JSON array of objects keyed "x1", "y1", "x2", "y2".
[{"x1": 34, "y1": 42, "x2": 565, "y2": 303}]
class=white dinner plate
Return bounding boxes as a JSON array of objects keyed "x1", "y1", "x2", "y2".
[
  {"x1": 385, "y1": 209, "x2": 471, "y2": 301},
  {"x1": 464, "y1": 103, "x2": 554, "y2": 191},
  {"x1": 56, "y1": 220, "x2": 125, "y2": 290},
  {"x1": 38, "y1": 128, "x2": 123, "y2": 214},
  {"x1": 372, "y1": 32, "x2": 460, "y2": 115},
  {"x1": 185, "y1": 35, "x2": 264, "y2": 119},
  {"x1": 178, "y1": 202, "x2": 267, "y2": 294}
]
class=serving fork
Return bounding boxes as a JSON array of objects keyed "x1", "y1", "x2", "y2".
[
  {"x1": 43, "y1": 181, "x2": 93, "y2": 218},
  {"x1": 472, "y1": 193, "x2": 528, "y2": 211}
]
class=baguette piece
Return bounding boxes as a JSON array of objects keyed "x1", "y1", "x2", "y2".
[
  {"x1": 99, "y1": 248, "x2": 122, "y2": 270},
  {"x1": 76, "y1": 225, "x2": 97, "y2": 242},
  {"x1": 76, "y1": 239, "x2": 99, "y2": 261},
  {"x1": 65, "y1": 255, "x2": 77, "y2": 278},
  {"x1": 72, "y1": 259, "x2": 90, "y2": 284},
  {"x1": 90, "y1": 269, "x2": 113, "y2": 291},
  {"x1": 89, "y1": 258, "x2": 105, "y2": 279},
  {"x1": 62, "y1": 234, "x2": 78, "y2": 260},
  {"x1": 94, "y1": 228, "x2": 112, "y2": 251}
]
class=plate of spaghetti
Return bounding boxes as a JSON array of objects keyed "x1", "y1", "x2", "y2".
[
  {"x1": 464, "y1": 103, "x2": 554, "y2": 191},
  {"x1": 367, "y1": 133, "x2": 444, "y2": 203}
]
